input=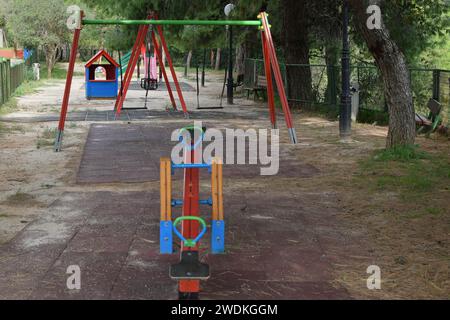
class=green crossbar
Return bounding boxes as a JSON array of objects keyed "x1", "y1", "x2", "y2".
[{"x1": 83, "y1": 19, "x2": 262, "y2": 27}]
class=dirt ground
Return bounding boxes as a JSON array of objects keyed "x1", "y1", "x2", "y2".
[{"x1": 0, "y1": 63, "x2": 448, "y2": 299}]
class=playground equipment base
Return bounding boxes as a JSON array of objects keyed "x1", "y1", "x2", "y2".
[{"x1": 170, "y1": 251, "x2": 210, "y2": 281}]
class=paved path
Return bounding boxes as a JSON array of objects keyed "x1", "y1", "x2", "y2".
[
  {"x1": 77, "y1": 124, "x2": 320, "y2": 184},
  {"x1": 0, "y1": 108, "x2": 266, "y2": 123},
  {"x1": 0, "y1": 190, "x2": 350, "y2": 299},
  {"x1": 0, "y1": 124, "x2": 351, "y2": 300}
]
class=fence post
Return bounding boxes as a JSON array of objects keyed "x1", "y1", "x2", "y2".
[
  {"x1": 432, "y1": 69, "x2": 440, "y2": 102},
  {"x1": 6, "y1": 60, "x2": 12, "y2": 100},
  {"x1": 328, "y1": 65, "x2": 337, "y2": 108},
  {"x1": 0, "y1": 61, "x2": 4, "y2": 105},
  {"x1": 340, "y1": 0, "x2": 352, "y2": 139}
]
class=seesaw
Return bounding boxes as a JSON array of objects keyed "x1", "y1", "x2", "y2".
[{"x1": 160, "y1": 126, "x2": 224, "y2": 299}]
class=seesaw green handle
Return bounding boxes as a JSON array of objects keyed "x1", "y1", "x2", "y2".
[{"x1": 173, "y1": 216, "x2": 207, "y2": 247}]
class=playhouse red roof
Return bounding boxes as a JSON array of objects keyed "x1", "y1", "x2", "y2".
[{"x1": 85, "y1": 50, "x2": 119, "y2": 68}]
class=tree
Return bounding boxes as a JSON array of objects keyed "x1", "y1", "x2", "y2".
[
  {"x1": 350, "y1": 0, "x2": 449, "y2": 147},
  {"x1": 279, "y1": 0, "x2": 313, "y2": 109},
  {"x1": 6, "y1": 0, "x2": 69, "y2": 78},
  {"x1": 349, "y1": 0, "x2": 416, "y2": 148}
]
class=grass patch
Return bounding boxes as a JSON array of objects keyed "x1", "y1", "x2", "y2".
[
  {"x1": 357, "y1": 145, "x2": 450, "y2": 201},
  {"x1": 0, "y1": 80, "x2": 46, "y2": 115},
  {"x1": 0, "y1": 123, "x2": 25, "y2": 135},
  {"x1": 3, "y1": 190, "x2": 44, "y2": 207},
  {"x1": 36, "y1": 139, "x2": 54, "y2": 149},
  {"x1": 41, "y1": 127, "x2": 57, "y2": 139},
  {"x1": 0, "y1": 97, "x2": 19, "y2": 115},
  {"x1": 372, "y1": 144, "x2": 430, "y2": 162},
  {"x1": 406, "y1": 207, "x2": 446, "y2": 219},
  {"x1": 6, "y1": 191, "x2": 35, "y2": 205},
  {"x1": 0, "y1": 63, "x2": 83, "y2": 115},
  {"x1": 36, "y1": 127, "x2": 57, "y2": 149},
  {"x1": 39, "y1": 63, "x2": 84, "y2": 80}
]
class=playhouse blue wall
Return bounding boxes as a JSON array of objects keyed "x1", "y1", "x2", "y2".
[{"x1": 85, "y1": 68, "x2": 119, "y2": 99}]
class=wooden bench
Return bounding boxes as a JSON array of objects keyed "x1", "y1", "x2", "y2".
[
  {"x1": 416, "y1": 98, "x2": 442, "y2": 133},
  {"x1": 245, "y1": 75, "x2": 268, "y2": 101}
]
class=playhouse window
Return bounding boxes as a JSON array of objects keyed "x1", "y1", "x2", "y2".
[
  {"x1": 88, "y1": 63, "x2": 116, "y2": 82},
  {"x1": 94, "y1": 66, "x2": 107, "y2": 80}
]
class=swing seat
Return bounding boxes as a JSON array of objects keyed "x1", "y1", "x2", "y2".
[
  {"x1": 170, "y1": 251, "x2": 210, "y2": 280},
  {"x1": 140, "y1": 78, "x2": 158, "y2": 90}
]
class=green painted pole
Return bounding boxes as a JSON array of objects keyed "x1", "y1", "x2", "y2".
[{"x1": 82, "y1": 19, "x2": 262, "y2": 27}]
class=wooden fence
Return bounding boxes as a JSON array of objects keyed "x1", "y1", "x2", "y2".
[{"x1": 0, "y1": 58, "x2": 26, "y2": 106}]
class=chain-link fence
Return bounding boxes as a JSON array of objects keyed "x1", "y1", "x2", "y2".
[
  {"x1": 0, "y1": 59, "x2": 26, "y2": 106},
  {"x1": 244, "y1": 58, "x2": 450, "y2": 126}
]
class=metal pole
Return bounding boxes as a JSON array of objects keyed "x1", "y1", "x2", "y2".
[
  {"x1": 154, "y1": 19, "x2": 189, "y2": 116},
  {"x1": 54, "y1": 27, "x2": 81, "y2": 152},
  {"x1": 227, "y1": 26, "x2": 234, "y2": 105},
  {"x1": 261, "y1": 29, "x2": 277, "y2": 129},
  {"x1": 260, "y1": 12, "x2": 298, "y2": 144},
  {"x1": 201, "y1": 49, "x2": 206, "y2": 87},
  {"x1": 152, "y1": 32, "x2": 177, "y2": 110},
  {"x1": 340, "y1": 0, "x2": 351, "y2": 139},
  {"x1": 179, "y1": 130, "x2": 201, "y2": 299},
  {"x1": 83, "y1": 19, "x2": 262, "y2": 27},
  {"x1": 115, "y1": 24, "x2": 149, "y2": 116},
  {"x1": 196, "y1": 64, "x2": 200, "y2": 108}
]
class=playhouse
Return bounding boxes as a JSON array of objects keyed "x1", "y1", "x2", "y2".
[{"x1": 85, "y1": 50, "x2": 119, "y2": 100}]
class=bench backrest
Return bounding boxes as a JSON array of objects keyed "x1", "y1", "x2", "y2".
[
  {"x1": 427, "y1": 98, "x2": 442, "y2": 116},
  {"x1": 257, "y1": 75, "x2": 267, "y2": 87}
]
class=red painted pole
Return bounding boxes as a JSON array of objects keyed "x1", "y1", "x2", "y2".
[
  {"x1": 115, "y1": 25, "x2": 149, "y2": 116},
  {"x1": 261, "y1": 29, "x2": 277, "y2": 129},
  {"x1": 154, "y1": 16, "x2": 189, "y2": 116},
  {"x1": 114, "y1": 25, "x2": 145, "y2": 111},
  {"x1": 54, "y1": 27, "x2": 81, "y2": 152},
  {"x1": 151, "y1": 32, "x2": 177, "y2": 110},
  {"x1": 260, "y1": 12, "x2": 298, "y2": 144}
]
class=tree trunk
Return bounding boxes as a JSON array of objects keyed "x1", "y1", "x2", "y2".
[
  {"x1": 349, "y1": 0, "x2": 415, "y2": 148},
  {"x1": 186, "y1": 50, "x2": 193, "y2": 75},
  {"x1": 215, "y1": 48, "x2": 221, "y2": 70},
  {"x1": 0, "y1": 29, "x2": 5, "y2": 48},
  {"x1": 235, "y1": 42, "x2": 246, "y2": 77},
  {"x1": 44, "y1": 45, "x2": 58, "y2": 79},
  {"x1": 281, "y1": 0, "x2": 313, "y2": 109},
  {"x1": 325, "y1": 41, "x2": 340, "y2": 106},
  {"x1": 210, "y1": 49, "x2": 215, "y2": 69}
]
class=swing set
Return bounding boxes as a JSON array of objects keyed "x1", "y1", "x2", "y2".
[{"x1": 54, "y1": 10, "x2": 298, "y2": 151}]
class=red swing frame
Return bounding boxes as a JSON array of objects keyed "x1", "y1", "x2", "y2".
[{"x1": 54, "y1": 12, "x2": 298, "y2": 152}]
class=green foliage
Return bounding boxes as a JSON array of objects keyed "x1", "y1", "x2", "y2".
[
  {"x1": 357, "y1": 109, "x2": 390, "y2": 126},
  {"x1": 419, "y1": 31, "x2": 450, "y2": 69},
  {"x1": 6, "y1": 0, "x2": 68, "y2": 48},
  {"x1": 4, "y1": 0, "x2": 70, "y2": 77},
  {"x1": 383, "y1": 0, "x2": 450, "y2": 64}
]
